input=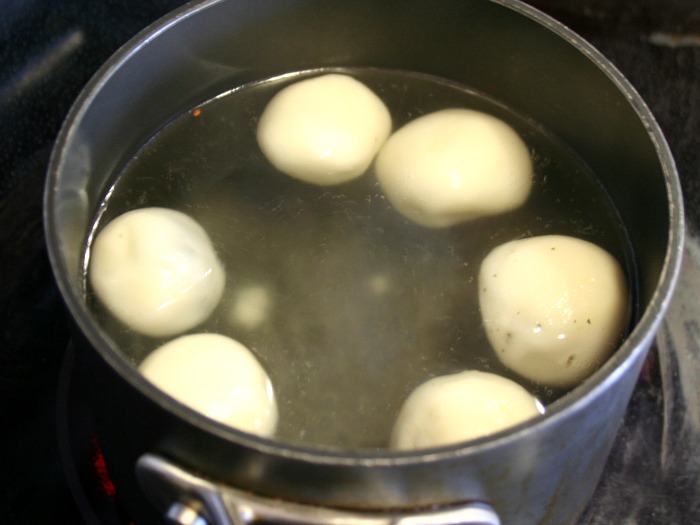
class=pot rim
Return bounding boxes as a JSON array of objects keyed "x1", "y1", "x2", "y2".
[{"x1": 44, "y1": 0, "x2": 685, "y2": 467}]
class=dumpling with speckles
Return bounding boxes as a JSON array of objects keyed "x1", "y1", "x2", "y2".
[{"x1": 478, "y1": 235, "x2": 629, "y2": 387}]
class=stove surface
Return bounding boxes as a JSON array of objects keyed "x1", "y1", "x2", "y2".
[{"x1": 1, "y1": 1, "x2": 699, "y2": 524}]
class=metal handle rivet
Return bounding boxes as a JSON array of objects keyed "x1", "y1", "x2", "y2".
[{"x1": 166, "y1": 501, "x2": 209, "y2": 525}]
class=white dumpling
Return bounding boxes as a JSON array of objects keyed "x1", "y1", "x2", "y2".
[
  {"x1": 391, "y1": 370, "x2": 543, "y2": 450},
  {"x1": 257, "y1": 73, "x2": 392, "y2": 185},
  {"x1": 375, "y1": 108, "x2": 533, "y2": 227},
  {"x1": 479, "y1": 235, "x2": 629, "y2": 387},
  {"x1": 139, "y1": 333, "x2": 278, "y2": 437},
  {"x1": 89, "y1": 207, "x2": 225, "y2": 338}
]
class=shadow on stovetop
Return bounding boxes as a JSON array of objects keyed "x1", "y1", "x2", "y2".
[{"x1": 580, "y1": 235, "x2": 700, "y2": 524}]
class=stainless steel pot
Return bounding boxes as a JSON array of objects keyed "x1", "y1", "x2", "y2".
[{"x1": 44, "y1": 1, "x2": 684, "y2": 524}]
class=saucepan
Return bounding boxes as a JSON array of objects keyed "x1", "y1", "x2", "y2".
[{"x1": 44, "y1": 0, "x2": 684, "y2": 524}]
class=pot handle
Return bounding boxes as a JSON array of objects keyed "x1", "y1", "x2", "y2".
[{"x1": 136, "y1": 453, "x2": 501, "y2": 525}]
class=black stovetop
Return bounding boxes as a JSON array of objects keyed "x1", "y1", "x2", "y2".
[{"x1": 1, "y1": 1, "x2": 699, "y2": 523}]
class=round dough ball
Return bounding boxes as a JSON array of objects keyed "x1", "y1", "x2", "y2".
[
  {"x1": 478, "y1": 235, "x2": 629, "y2": 387},
  {"x1": 139, "y1": 333, "x2": 278, "y2": 437},
  {"x1": 89, "y1": 207, "x2": 225, "y2": 338},
  {"x1": 375, "y1": 108, "x2": 533, "y2": 227},
  {"x1": 391, "y1": 370, "x2": 543, "y2": 450},
  {"x1": 257, "y1": 73, "x2": 392, "y2": 185}
]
